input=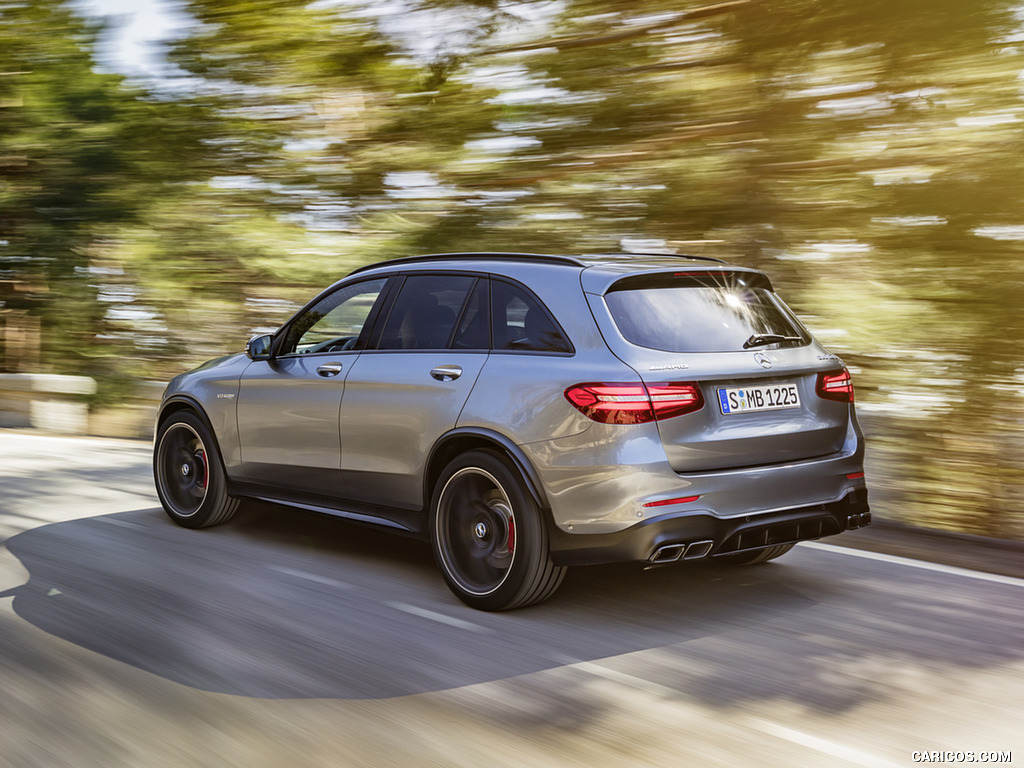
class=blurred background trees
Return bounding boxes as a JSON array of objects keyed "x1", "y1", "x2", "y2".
[{"x1": 2, "y1": 0, "x2": 1023, "y2": 537}]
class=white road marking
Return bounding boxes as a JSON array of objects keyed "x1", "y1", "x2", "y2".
[
  {"x1": 550, "y1": 655, "x2": 681, "y2": 698},
  {"x1": 386, "y1": 602, "x2": 491, "y2": 634},
  {"x1": 746, "y1": 718, "x2": 903, "y2": 768},
  {"x1": 557, "y1": 656, "x2": 901, "y2": 768},
  {"x1": 800, "y1": 541, "x2": 1024, "y2": 588},
  {"x1": 98, "y1": 517, "x2": 146, "y2": 529}
]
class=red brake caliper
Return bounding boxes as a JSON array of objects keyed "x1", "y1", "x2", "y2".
[
  {"x1": 195, "y1": 449, "x2": 209, "y2": 490},
  {"x1": 507, "y1": 516, "x2": 515, "y2": 555}
]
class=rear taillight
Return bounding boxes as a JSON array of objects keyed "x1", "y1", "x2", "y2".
[
  {"x1": 816, "y1": 368, "x2": 854, "y2": 403},
  {"x1": 647, "y1": 383, "x2": 705, "y2": 420},
  {"x1": 564, "y1": 382, "x2": 705, "y2": 424}
]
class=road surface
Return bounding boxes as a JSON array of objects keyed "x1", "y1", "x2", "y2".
[{"x1": 0, "y1": 431, "x2": 1020, "y2": 767}]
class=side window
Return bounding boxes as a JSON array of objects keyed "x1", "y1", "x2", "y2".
[
  {"x1": 491, "y1": 280, "x2": 571, "y2": 353},
  {"x1": 377, "y1": 275, "x2": 476, "y2": 350},
  {"x1": 280, "y1": 278, "x2": 387, "y2": 356}
]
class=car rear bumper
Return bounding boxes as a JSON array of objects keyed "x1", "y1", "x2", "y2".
[
  {"x1": 548, "y1": 487, "x2": 870, "y2": 566},
  {"x1": 524, "y1": 414, "x2": 867, "y2": 536}
]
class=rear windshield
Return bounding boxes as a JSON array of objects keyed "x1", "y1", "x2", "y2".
[{"x1": 604, "y1": 272, "x2": 809, "y2": 353}]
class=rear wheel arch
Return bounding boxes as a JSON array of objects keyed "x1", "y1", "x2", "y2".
[
  {"x1": 425, "y1": 429, "x2": 550, "y2": 514},
  {"x1": 429, "y1": 448, "x2": 566, "y2": 610}
]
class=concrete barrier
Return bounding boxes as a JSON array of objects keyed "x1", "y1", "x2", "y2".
[
  {"x1": 89, "y1": 381, "x2": 166, "y2": 440},
  {"x1": 0, "y1": 373, "x2": 96, "y2": 434},
  {"x1": 0, "y1": 374, "x2": 164, "y2": 439}
]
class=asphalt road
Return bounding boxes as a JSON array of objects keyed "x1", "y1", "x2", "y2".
[{"x1": 0, "y1": 431, "x2": 1021, "y2": 768}]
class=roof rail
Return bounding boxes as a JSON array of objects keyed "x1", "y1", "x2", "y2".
[{"x1": 348, "y1": 252, "x2": 586, "y2": 275}]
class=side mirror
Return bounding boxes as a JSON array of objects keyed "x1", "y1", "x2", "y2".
[{"x1": 245, "y1": 334, "x2": 273, "y2": 360}]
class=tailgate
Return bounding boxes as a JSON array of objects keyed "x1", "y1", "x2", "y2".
[
  {"x1": 644, "y1": 357, "x2": 849, "y2": 472},
  {"x1": 585, "y1": 267, "x2": 853, "y2": 473}
]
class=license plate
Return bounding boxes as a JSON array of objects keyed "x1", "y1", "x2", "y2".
[{"x1": 718, "y1": 383, "x2": 800, "y2": 414}]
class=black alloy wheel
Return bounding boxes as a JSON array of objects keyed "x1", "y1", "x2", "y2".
[
  {"x1": 154, "y1": 410, "x2": 238, "y2": 529},
  {"x1": 431, "y1": 450, "x2": 565, "y2": 611}
]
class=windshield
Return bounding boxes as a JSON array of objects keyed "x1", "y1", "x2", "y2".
[{"x1": 604, "y1": 273, "x2": 809, "y2": 353}]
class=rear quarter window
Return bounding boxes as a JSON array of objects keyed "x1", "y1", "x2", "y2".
[{"x1": 491, "y1": 279, "x2": 572, "y2": 354}]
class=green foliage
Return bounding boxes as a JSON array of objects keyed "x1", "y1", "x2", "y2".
[
  {"x1": 0, "y1": 0, "x2": 213, "y2": 390},
  {"x1": 5, "y1": 0, "x2": 1024, "y2": 537}
]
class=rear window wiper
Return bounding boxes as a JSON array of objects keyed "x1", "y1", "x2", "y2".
[{"x1": 743, "y1": 333, "x2": 803, "y2": 349}]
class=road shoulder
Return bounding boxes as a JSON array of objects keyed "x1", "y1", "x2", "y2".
[{"x1": 830, "y1": 519, "x2": 1024, "y2": 580}]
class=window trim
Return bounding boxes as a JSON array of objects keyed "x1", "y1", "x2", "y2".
[
  {"x1": 366, "y1": 272, "x2": 481, "y2": 353},
  {"x1": 273, "y1": 276, "x2": 392, "y2": 358},
  {"x1": 274, "y1": 270, "x2": 575, "y2": 357},
  {"x1": 488, "y1": 277, "x2": 575, "y2": 356},
  {"x1": 450, "y1": 277, "x2": 491, "y2": 351},
  {"x1": 602, "y1": 274, "x2": 810, "y2": 354}
]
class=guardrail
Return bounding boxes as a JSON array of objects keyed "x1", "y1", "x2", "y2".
[{"x1": 0, "y1": 374, "x2": 164, "y2": 439}]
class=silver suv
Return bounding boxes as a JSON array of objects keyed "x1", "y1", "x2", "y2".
[{"x1": 154, "y1": 253, "x2": 869, "y2": 610}]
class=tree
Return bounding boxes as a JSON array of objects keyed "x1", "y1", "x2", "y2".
[
  {"x1": 0, "y1": 0, "x2": 209, "y2": 392},
  {"x1": 6, "y1": 0, "x2": 1024, "y2": 536}
]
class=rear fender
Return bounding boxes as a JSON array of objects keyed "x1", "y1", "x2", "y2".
[{"x1": 426, "y1": 428, "x2": 550, "y2": 513}]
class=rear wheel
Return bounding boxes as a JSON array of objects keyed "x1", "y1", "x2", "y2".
[
  {"x1": 716, "y1": 543, "x2": 794, "y2": 566},
  {"x1": 430, "y1": 450, "x2": 565, "y2": 611},
  {"x1": 154, "y1": 411, "x2": 238, "y2": 529}
]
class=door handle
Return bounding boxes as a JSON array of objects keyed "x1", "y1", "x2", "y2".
[
  {"x1": 430, "y1": 364, "x2": 463, "y2": 382},
  {"x1": 316, "y1": 363, "x2": 343, "y2": 377}
]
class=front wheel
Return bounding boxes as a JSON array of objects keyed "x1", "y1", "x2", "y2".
[
  {"x1": 154, "y1": 410, "x2": 238, "y2": 529},
  {"x1": 430, "y1": 450, "x2": 565, "y2": 611}
]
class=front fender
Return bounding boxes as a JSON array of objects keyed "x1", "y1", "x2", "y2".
[{"x1": 156, "y1": 354, "x2": 250, "y2": 478}]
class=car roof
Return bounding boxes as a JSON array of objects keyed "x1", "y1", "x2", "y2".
[
  {"x1": 350, "y1": 251, "x2": 729, "y2": 273},
  {"x1": 347, "y1": 252, "x2": 586, "y2": 275},
  {"x1": 346, "y1": 251, "x2": 768, "y2": 293}
]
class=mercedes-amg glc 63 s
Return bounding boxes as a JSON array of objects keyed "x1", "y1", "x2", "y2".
[{"x1": 154, "y1": 253, "x2": 869, "y2": 610}]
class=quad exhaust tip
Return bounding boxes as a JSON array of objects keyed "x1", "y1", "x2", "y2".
[
  {"x1": 649, "y1": 540, "x2": 715, "y2": 564},
  {"x1": 846, "y1": 512, "x2": 872, "y2": 530}
]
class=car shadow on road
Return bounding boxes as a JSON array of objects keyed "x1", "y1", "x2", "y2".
[{"x1": 2, "y1": 502, "x2": 1022, "y2": 709}]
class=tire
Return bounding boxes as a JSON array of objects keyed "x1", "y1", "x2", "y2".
[
  {"x1": 430, "y1": 450, "x2": 566, "y2": 611},
  {"x1": 154, "y1": 410, "x2": 239, "y2": 529},
  {"x1": 716, "y1": 543, "x2": 795, "y2": 566}
]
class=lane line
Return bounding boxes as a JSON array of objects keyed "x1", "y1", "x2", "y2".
[
  {"x1": 746, "y1": 718, "x2": 903, "y2": 768},
  {"x1": 799, "y1": 541, "x2": 1024, "y2": 588},
  {"x1": 386, "y1": 602, "x2": 492, "y2": 634},
  {"x1": 98, "y1": 517, "x2": 147, "y2": 529},
  {"x1": 268, "y1": 566, "x2": 353, "y2": 590},
  {"x1": 551, "y1": 655, "x2": 683, "y2": 698},
  {"x1": 559, "y1": 656, "x2": 900, "y2": 768}
]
